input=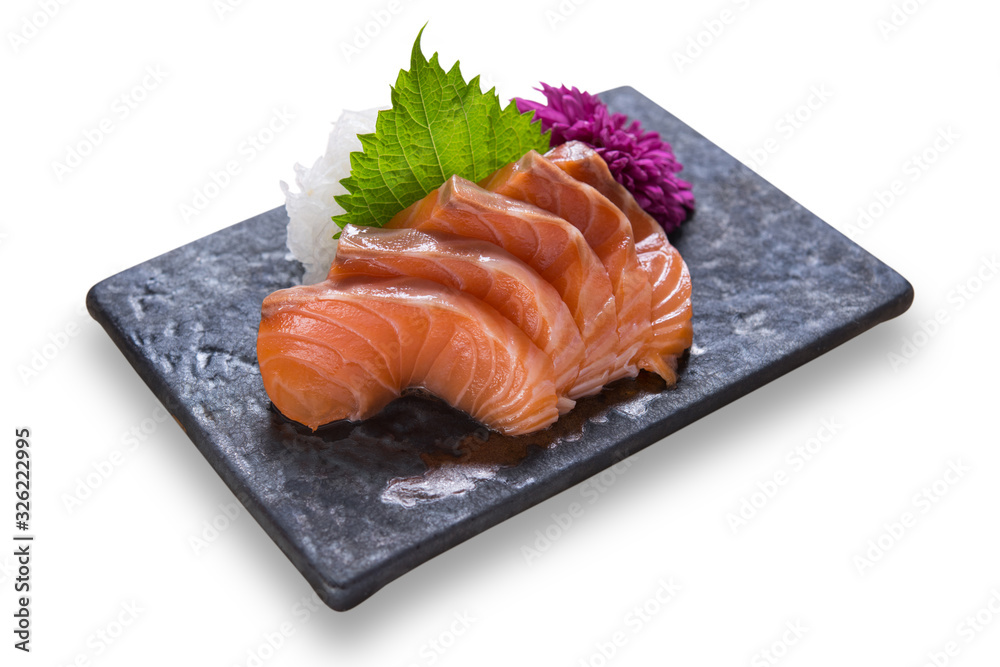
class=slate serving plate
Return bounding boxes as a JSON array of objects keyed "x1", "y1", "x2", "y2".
[{"x1": 87, "y1": 87, "x2": 913, "y2": 610}]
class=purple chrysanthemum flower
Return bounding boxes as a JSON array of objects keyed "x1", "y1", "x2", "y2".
[{"x1": 516, "y1": 83, "x2": 694, "y2": 233}]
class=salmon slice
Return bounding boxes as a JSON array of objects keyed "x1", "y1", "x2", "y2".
[
  {"x1": 257, "y1": 274, "x2": 559, "y2": 435},
  {"x1": 480, "y1": 150, "x2": 653, "y2": 382},
  {"x1": 388, "y1": 175, "x2": 618, "y2": 398},
  {"x1": 329, "y1": 225, "x2": 585, "y2": 412},
  {"x1": 546, "y1": 141, "x2": 693, "y2": 384}
]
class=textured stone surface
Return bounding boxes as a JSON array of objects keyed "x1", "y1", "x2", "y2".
[{"x1": 86, "y1": 87, "x2": 913, "y2": 610}]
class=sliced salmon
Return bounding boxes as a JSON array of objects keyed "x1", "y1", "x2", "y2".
[
  {"x1": 546, "y1": 141, "x2": 693, "y2": 383},
  {"x1": 329, "y1": 225, "x2": 585, "y2": 412},
  {"x1": 388, "y1": 175, "x2": 618, "y2": 398},
  {"x1": 480, "y1": 151, "x2": 653, "y2": 382},
  {"x1": 257, "y1": 274, "x2": 559, "y2": 435}
]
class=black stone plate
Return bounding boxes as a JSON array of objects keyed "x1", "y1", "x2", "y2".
[{"x1": 86, "y1": 87, "x2": 913, "y2": 610}]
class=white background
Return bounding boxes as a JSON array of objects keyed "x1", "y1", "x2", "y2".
[{"x1": 2, "y1": 0, "x2": 999, "y2": 665}]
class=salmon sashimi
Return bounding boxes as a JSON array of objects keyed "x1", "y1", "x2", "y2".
[
  {"x1": 480, "y1": 150, "x2": 653, "y2": 382},
  {"x1": 388, "y1": 175, "x2": 618, "y2": 398},
  {"x1": 257, "y1": 274, "x2": 559, "y2": 435},
  {"x1": 329, "y1": 225, "x2": 585, "y2": 412},
  {"x1": 546, "y1": 141, "x2": 693, "y2": 384}
]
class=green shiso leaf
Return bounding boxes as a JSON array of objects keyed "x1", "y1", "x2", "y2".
[{"x1": 333, "y1": 27, "x2": 550, "y2": 230}]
